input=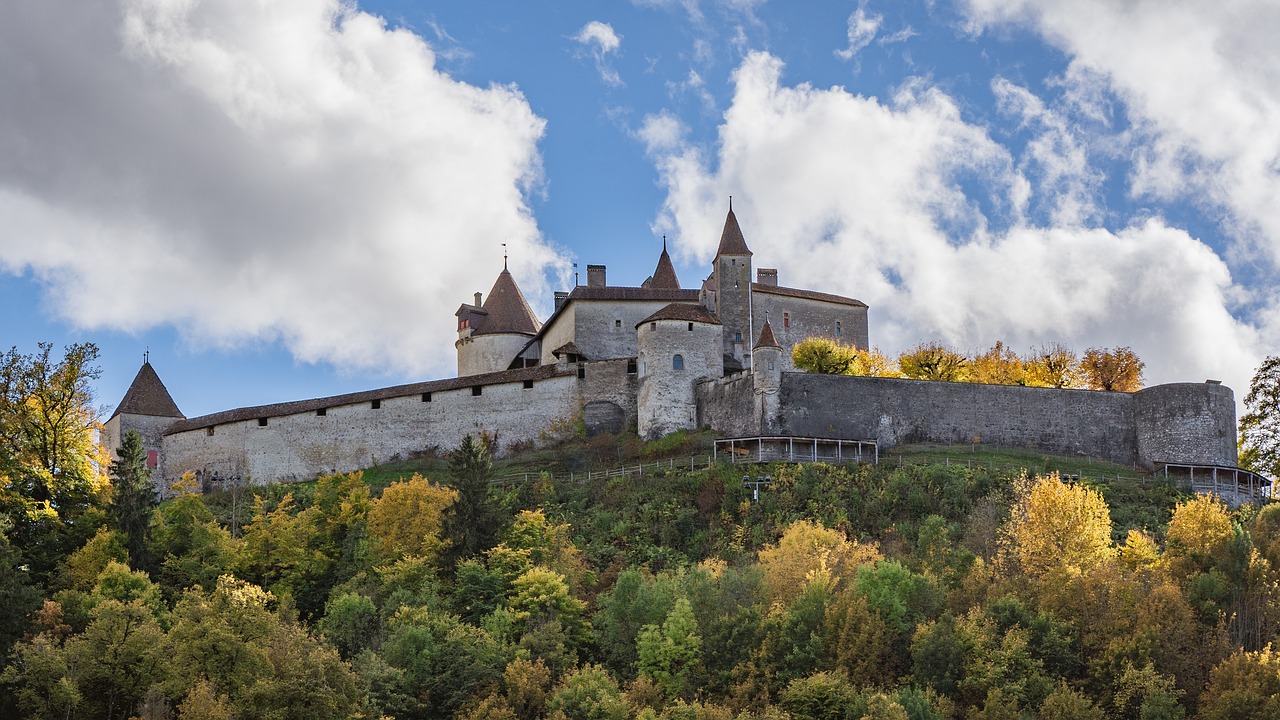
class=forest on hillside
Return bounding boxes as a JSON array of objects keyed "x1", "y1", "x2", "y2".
[{"x1": 6, "y1": 342, "x2": 1280, "y2": 720}]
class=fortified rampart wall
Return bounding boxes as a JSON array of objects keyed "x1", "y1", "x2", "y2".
[{"x1": 762, "y1": 373, "x2": 1236, "y2": 469}]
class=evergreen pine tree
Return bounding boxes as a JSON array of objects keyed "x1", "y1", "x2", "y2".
[
  {"x1": 442, "y1": 434, "x2": 500, "y2": 562},
  {"x1": 110, "y1": 429, "x2": 154, "y2": 569}
]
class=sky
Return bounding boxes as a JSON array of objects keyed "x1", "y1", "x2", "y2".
[{"x1": 2, "y1": 0, "x2": 1279, "y2": 421}]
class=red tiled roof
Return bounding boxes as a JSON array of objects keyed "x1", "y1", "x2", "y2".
[
  {"x1": 716, "y1": 208, "x2": 752, "y2": 257},
  {"x1": 473, "y1": 268, "x2": 541, "y2": 336},
  {"x1": 163, "y1": 365, "x2": 573, "y2": 435},
  {"x1": 754, "y1": 321, "x2": 781, "y2": 349},
  {"x1": 752, "y1": 283, "x2": 867, "y2": 308},
  {"x1": 645, "y1": 243, "x2": 681, "y2": 289},
  {"x1": 638, "y1": 302, "x2": 721, "y2": 326},
  {"x1": 110, "y1": 362, "x2": 184, "y2": 420}
]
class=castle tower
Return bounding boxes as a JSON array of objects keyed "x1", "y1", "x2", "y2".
[
  {"x1": 101, "y1": 359, "x2": 185, "y2": 488},
  {"x1": 456, "y1": 262, "x2": 542, "y2": 376},
  {"x1": 710, "y1": 205, "x2": 753, "y2": 372},
  {"x1": 641, "y1": 238, "x2": 681, "y2": 290},
  {"x1": 752, "y1": 319, "x2": 783, "y2": 434},
  {"x1": 636, "y1": 303, "x2": 723, "y2": 439}
]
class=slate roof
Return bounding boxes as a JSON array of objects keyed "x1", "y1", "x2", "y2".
[
  {"x1": 551, "y1": 342, "x2": 587, "y2": 359},
  {"x1": 754, "y1": 321, "x2": 781, "y2": 349},
  {"x1": 473, "y1": 268, "x2": 541, "y2": 336},
  {"x1": 566, "y1": 286, "x2": 699, "y2": 303},
  {"x1": 644, "y1": 242, "x2": 681, "y2": 290},
  {"x1": 638, "y1": 302, "x2": 722, "y2": 327},
  {"x1": 716, "y1": 208, "x2": 752, "y2": 257},
  {"x1": 752, "y1": 283, "x2": 867, "y2": 308},
  {"x1": 109, "y1": 363, "x2": 184, "y2": 421},
  {"x1": 164, "y1": 364, "x2": 573, "y2": 435}
]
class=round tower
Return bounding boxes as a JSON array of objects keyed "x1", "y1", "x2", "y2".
[
  {"x1": 636, "y1": 303, "x2": 723, "y2": 439},
  {"x1": 751, "y1": 319, "x2": 783, "y2": 434},
  {"x1": 456, "y1": 262, "x2": 542, "y2": 376}
]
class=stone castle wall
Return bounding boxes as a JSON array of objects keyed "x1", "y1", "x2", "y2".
[
  {"x1": 457, "y1": 333, "x2": 531, "y2": 377},
  {"x1": 750, "y1": 293, "x2": 869, "y2": 370},
  {"x1": 102, "y1": 412, "x2": 177, "y2": 488},
  {"x1": 1134, "y1": 382, "x2": 1238, "y2": 467},
  {"x1": 637, "y1": 318, "x2": 723, "y2": 439}
]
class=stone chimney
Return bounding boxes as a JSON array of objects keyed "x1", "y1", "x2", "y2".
[
  {"x1": 474, "y1": 292, "x2": 483, "y2": 307},
  {"x1": 587, "y1": 265, "x2": 606, "y2": 288},
  {"x1": 756, "y1": 268, "x2": 778, "y2": 287},
  {"x1": 554, "y1": 291, "x2": 568, "y2": 312}
]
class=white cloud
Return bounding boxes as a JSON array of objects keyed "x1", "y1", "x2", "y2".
[
  {"x1": 573, "y1": 20, "x2": 624, "y2": 86},
  {"x1": 648, "y1": 51, "x2": 1262, "y2": 398},
  {"x1": 0, "y1": 0, "x2": 561, "y2": 376},
  {"x1": 835, "y1": 2, "x2": 883, "y2": 61},
  {"x1": 962, "y1": 0, "x2": 1280, "y2": 270}
]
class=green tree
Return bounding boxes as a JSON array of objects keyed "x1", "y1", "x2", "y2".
[
  {"x1": 778, "y1": 671, "x2": 865, "y2": 720},
  {"x1": 147, "y1": 491, "x2": 237, "y2": 598},
  {"x1": 547, "y1": 664, "x2": 630, "y2": 720},
  {"x1": 636, "y1": 598, "x2": 702, "y2": 699},
  {"x1": 1197, "y1": 646, "x2": 1280, "y2": 720},
  {"x1": 443, "y1": 434, "x2": 502, "y2": 560},
  {"x1": 110, "y1": 430, "x2": 154, "y2": 569},
  {"x1": 898, "y1": 343, "x2": 968, "y2": 382},
  {"x1": 1240, "y1": 355, "x2": 1280, "y2": 477}
]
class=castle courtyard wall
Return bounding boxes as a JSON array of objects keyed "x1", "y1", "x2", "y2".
[
  {"x1": 571, "y1": 300, "x2": 683, "y2": 363},
  {"x1": 750, "y1": 293, "x2": 869, "y2": 369}
]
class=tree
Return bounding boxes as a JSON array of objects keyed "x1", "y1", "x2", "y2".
[
  {"x1": 636, "y1": 598, "x2": 702, "y2": 699},
  {"x1": 1001, "y1": 474, "x2": 1114, "y2": 578},
  {"x1": 547, "y1": 664, "x2": 630, "y2": 720},
  {"x1": 443, "y1": 434, "x2": 502, "y2": 560},
  {"x1": 898, "y1": 343, "x2": 968, "y2": 382},
  {"x1": 366, "y1": 473, "x2": 456, "y2": 563},
  {"x1": 110, "y1": 430, "x2": 154, "y2": 569},
  {"x1": 1080, "y1": 347, "x2": 1144, "y2": 392},
  {"x1": 1197, "y1": 646, "x2": 1280, "y2": 720},
  {"x1": 792, "y1": 337, "x2": 856, "y2": 375},
  {"x1": 850, "y1": 347, "x2": 902, "y2": 378},
  {"x1": 757, "y1": 519, "x2": 882, "y2": 605},
  {"x1": 1239, "y1": 356, "x2": 1280, "y2": 477},
  {"x1": 1025, "y1": 343, "x2": 1081, "y2": 389},
  {"x1": 967, "y1": 341, "x2": 1025, "y2": 386}
]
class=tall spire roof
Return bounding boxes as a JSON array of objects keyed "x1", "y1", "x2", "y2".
[
  {"x1": 109, "y1": 362, "x2": 184, "y2": 421},
  {"x1": 716, "y1": 206, "x2": 752, "y2": 257},
  {"x1": 474, "y1": 268, "x2": 541, "y2": 336},
  {"x1": 647, "y1": 238, "x2": 681, "y2": 290},
  {"x1": 753, "y1": 320, "x2": 781, "y2": 350}
]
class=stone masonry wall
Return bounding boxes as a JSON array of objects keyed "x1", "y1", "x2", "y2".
[
  {"x1": 163, "y1": 374, "x2": 582, "y2": 486},
  {"x1": 750, "y1": 293, "x2": 869, "y2": 369},
  {"x1": 572, "y1": 300, "x2": 678, "y2": 363},
  {"x1": 1134, "y1": 382, "x2": 1238, "y2": 467},
  {"x1": 637, "y1": 319, "x2": 722, "y2": 439},
  {"x1": 695, "y1": 373, "x2": 758, "y2": 437},
  {"x1": 457, "y1": 334, "x2": 530, "y2": 377},
  {"x1": 102, "y1": 413, "x2": 178, "y2": 491}
]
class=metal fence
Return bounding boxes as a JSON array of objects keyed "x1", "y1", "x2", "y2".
[
  {"x1": 714, "y1": 436, "x2": 879, "y2": 465},
  {"x1": 494, "y1": 454, "x2": 715, "y2": 486}
]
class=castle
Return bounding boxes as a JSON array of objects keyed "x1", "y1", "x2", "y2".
[{"x1": 102, "y1": 208, "x2": 1239, "y2": 489}]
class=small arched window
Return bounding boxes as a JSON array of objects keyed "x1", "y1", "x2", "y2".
[{"x1": 673, "y1": 354, "x2": 685, "y2": 370}]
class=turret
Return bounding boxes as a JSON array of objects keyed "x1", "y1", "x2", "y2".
[
  {"x1": 641, "y1": 237, "x2": 681, "y2": 290},
  {"x1": 101, "y1": 357, "x2": 185, "y2": 490},
  {"x1": 636, "y1": 303, "x2": 722, "y2": 439},
  {"x1": 752, "y1": 320, "x2": 783, "y2": 434},
  {"x1": 456, "y1": 262, "x2": 542, "y2": 376}
]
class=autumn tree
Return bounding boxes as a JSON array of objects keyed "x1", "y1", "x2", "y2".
[
  {"x1": 849, "y1": 347, "x2": 902, "y2": 377},
  {"x1": 1080, "y1": 346, "x2": 1144, "y2": 392},
  {"x1": 366, "y1": 473, "x2": 456, "y2": 563},
  {"x1": 1024, "y1": 343, "x2": 1081, "y2": 389},
  {"x1": 1239, "y1": 356, "x2": 1280, "y2": 477},
  {"x1": 757, "y1": 519, "x2": 882, "y2": 605},
  {"x1": 967, "y1": 341, "x2": 1025, "y2": 386},
  {"x1": 898, "y1": 343, "x2": 968, "y2": 382},
  {"x1": 1001, "y1": 474, "x2": 1114, "y2": 578},
  {"x1": 792, "y1": 337, "x2": 856, "y2": 375}
]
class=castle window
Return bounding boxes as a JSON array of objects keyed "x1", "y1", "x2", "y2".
[
  {"x1": 577, "y1": 363, "x2": 586, "y2": 379},
  {"x1": 146, "y1": 450, "x2": 158, "y2": 470},
  {"x1": 835, "y1": 321, "x2": 842, "y2": 337},
  {"x1": 258, "y1": 418, "x2": 268, "y2": 427},
  {"x1": 523, "y1": 380, "x2": 534, "y2": 389},
  {"x1": 472, "y1": 386, "x2": 482, "y2": 396},
  {"x1": 673, "y1": 354, "x2": 685, "y2": 370},
  {"x1": 422, "y1": 392, "x2": 432, "y2": 402},
  {"x1": 615, "y1": 319, "x2": 621, "y2": 328},
  {"x1": 650, "y1": 322, "x2": 656, "y2": 331},
  {"x1": 734, "y1": 332, "x2": 742, "y2": 343},
  {"x1": 627, "y1": 359, "x2": 637, "y2": 374},
  {"x1": 317, "y1": 408, "x2": 327, "y2": 416},
  {"x1": 688, "y1": 322, "x2": 693, "y2": 331},
  {"x1": 207, "y1": 427, "x2": 215, "y2": 437},
  {"x1": 783, "y1": 312, "x2": 790, "y2": 328},
  {"x1": 371, "y1": 400, "x2": 381, "y2": 410}
]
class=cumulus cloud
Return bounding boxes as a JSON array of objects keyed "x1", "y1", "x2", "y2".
[
  {"x1": 0, "y1": 0, "x2": 561, "y2": 377},
  {"x1": 573, "y1": 21, "x2": 624, "y2": 86},
  {"x1": 835, "y1": 2, "x2": 883, "y2": 61},
  {"x1": 648, "y1": 51, "x2": 1261, "y2": 397},
  {"x1": 962, "y1": 0, "x2": 1280, "y2": 270}
]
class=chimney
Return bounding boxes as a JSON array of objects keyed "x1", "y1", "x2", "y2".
[
  {"x1": 757, "y1": 268, "x2": 778, "y2": 287},
  {"x1": 587, "y1": 265, "x2": 606, "y2": 288},
  {"x1": 474, "y1": 292, "x2": 483, "y2": 307},
  {"x1": 554, "y1": 291, "x2": 568, "y2": 312}
]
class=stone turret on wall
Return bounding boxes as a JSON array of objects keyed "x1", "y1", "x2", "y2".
[
  {"x1": 456, "y1": 261, "x2": 543, "y2": 377},
  {"x1": 636, "y1": 303, "x2": 723, "y2": 439},
  {"x1": 101, "y1": 360, "x2": 185, "y2": 489},
  {"x1": 751, "y1": 319, "x2": 783, "y2": 434}
]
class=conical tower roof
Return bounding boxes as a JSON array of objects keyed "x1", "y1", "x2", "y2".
[
  {"x1": 109, "y1": 362, "x2": 184, "y2": 421},
  {"x1": 753, "y1": 320, "x2": 781, "y2": 350},
  {"x1": 716, "y1": 207, "x2": 752, "y2": 257},
  {"x1": 648, "y1": 239, "x2": 681, "y2": 290},
  {"x1": 474, "y1": 265, "x2": 541, "y2": 336}
]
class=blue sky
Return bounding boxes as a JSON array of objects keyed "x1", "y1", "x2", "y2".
[{"x1": 2, "y1": 0, "x2": 1278, "y2": 420}]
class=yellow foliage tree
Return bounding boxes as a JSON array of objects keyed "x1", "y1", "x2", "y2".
[
  {"x1": 791, "y1": 337, "x2": 856, "y2": 375},
  {"x1": 849, "y1": 347, "x2": 902, "y2": 378},
  {"x1": 1080, "y1": 346, "x2": 1144, "y2": 392},
  {"x1": 898, "y1": 343, "x2": 968, "y2": 382},
  {"x1": 1001, "y1": 473, "x2": 1114, "y2": 578},
  {"x1": 1024, "y1": 343, "x2": 1081, "y2": 389},
  {"x1": 367, "y1": 473, "x2": 458, "y2": 563},
  {"x1": 757, "y1": 519, "x2": 881, "y2": 605},
  {"x1": 1163, "y1": 493, "x2": 1234, "y2": 580},
  {"x1": 967, "y1": 341, "x2": 1025, "y2": 386}
]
